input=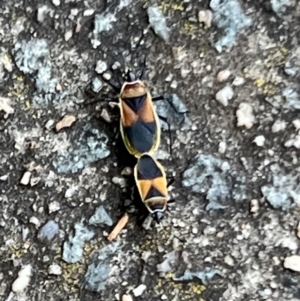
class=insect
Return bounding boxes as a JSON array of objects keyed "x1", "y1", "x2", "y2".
[
  {"x1": 133, "y1": 152, "x2": 175, "y2": 222},
  {"x1": 101, "y1": 62, "x2": 168, "y2": 158}
]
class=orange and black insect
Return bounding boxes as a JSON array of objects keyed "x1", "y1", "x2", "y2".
[
  {"x1": 134, "y1": 152, "x2": 175, "y2": 222},
  {"x1": 101, "y1": 63, "x2": 168, "y2": 158}
]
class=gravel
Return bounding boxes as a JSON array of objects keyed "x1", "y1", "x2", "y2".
[{"x1": 2, "y1": 0, "x2": 300, "y2": 300}]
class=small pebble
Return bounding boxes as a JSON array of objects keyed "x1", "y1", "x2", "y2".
[
  {"x1": 215, "y1": 86, "x2": 234, "y2": 106},
  {"x1": 112, "y1": 176, "x2": 126, "y2": 188},
  {"x1": 0, "y1": 174, "x2": 8, "y2": 181},
  {"x1": 22, "y1": 227, "x2": 29, "y2": 241},
  {"x1": 253, "y1": 135, "x2": 265, "y2": 147},
  {"x1": 88, "y1": 205, "x2": 113, "y2": 226},
  {"x1": 95, "y1": 60, "x2": 107, "y2": 74},
  {"x1": 121, "y1": 167, "x2": 132, "y2": 176},
  {"x1": 12, "y1": 265, "x2": 32, "y2": 293},
  {"x1": 232, "y1": 76, "x2": 245, "y2": 86},
  {"x1": 20, "y1": 171, "x2": 31, "y2": 185},
  {"x1": 45, "y1": 119, "x2": 55, "y2": 130},
  {"x1": 64, "y1": 30, "x2": 73, "y2": 42},
  {"x1": 29, "y1": 216, "x2": 40, "y2": 226},
  {"x1": 132, "y1": 284, "x2": 147, "y2": 297},
  {"x1": 198, "y1": 10, "x2": 213, "y2": 27},
  {"x1": 170, "y1": 80, "x2": 178, "y2": 89},
  {"x1": 224, "y1": 255, "x2": 234, "y2": 266},
  {"x1": 100, "y1": 108, "x2": 111, "y2": 123},
  {"x1": 284, "y1": 61, "x2": 297, "y2": 77},
  {"x1": 65, "y1": 186, "x2": 77, "y2": 198},
  {"x1": 161, "y1": 294, "x2": 168, "y2": 300},
  {"x1": 218, "y1": 141, "x2": 226, "y2": 154},
  {"x1": 102, "y1": 72, "x2": 111, "y2": 80},
  {"x1": 141, "y1": 251, "x2": 152, "y2": 262},
  {"x1": 293, "y1": 119, "x2": 300, "y2": 131},
  {"x1": 37, "y1": 220, "x2": 59, "y2": 241},
  {"x1": 52, "y1": 0, "x2": 60, "y2": 6},
  {"x1": 147, "y1": 6, "x2": 170, "y2": 42},
  {"x1": 56, "y1": 115, "x2": 76, "y2": 132},
  {"x1": 272, "y1": 256, "x2": 280, "y2": 265},
  {"x1": 122, "y1": 295, "x2": 133, "y2": 301},
  {"x1": 91, "y1": 77, "x2": 103, "y2": 93},
  {"x1": 48, "y1": 263, "x2": 62, "y2": 275},
  {"x1": 192, "y1": 227, "x2": 198, "y2": 234},
  {"x1": 37, "y1": 5, "x2": 47, "y2": 23},
  {"x1": 83, "y1": 9, "x2": 94, "y2": 16},
  {"x1": 271, "y1": 120, "x2": 286, "y2": 133},
  {"x1": 236, "y1": 102, "x2": 255, "y2": 129},
  {"x1": 165, "y1": 74, "x2": 173, "y2": 82},
  {"x1": 71, "y1": 8, "x2": 79, "y2": 16},
  {"x1": 43, "y1": 255, "x2": 50, "y2": 263},
  {"x1": 250, "y1": 199, "x2": 259, "y2": 214},
  {"x1": 284, "y1": 255, "x2": 300, "y2": 272},
  {"x1": 217, "y1": 70, "x2": 231, "y2": 82},
  {"x1": 48, "y1": 201, "x2": 60, "y2": 213},
  {"x1": 112, "y1": 61, "x2": 121, "y2": 70}
]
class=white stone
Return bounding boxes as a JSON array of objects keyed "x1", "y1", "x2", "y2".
[
  {"x1": 95, "y1": 60, "x2": 107, "y2": 74},
  {"x1": 0, "y1": 174, "x2": 8, "y2": 181},
  {"x1": 232, "y1": 76, "x2": 245, "y2": 86},
  {"x1": 198, "y1": 10, "x2": 213, "y2": 27},
  {"x1": 29, "y1": 216, "x2": 40, "y2": 226},
  {"x1": 65, "y1": 30, "x2": 73, "y2": 42},
  {"x1": 217, "y1": 70, "x2": 231, "y2": 82},
  {"x1": 48, "y1": 263, "x2": 62, "y2": 275},
  {"x1": 293, "y1": 119, "x2": 300, "y2": 131},
  {"x1": 83, "y1": 9, "x2": 95, "y2": 16},
  {"x1": 65, "y1": 186, "x2": 77, "y2": 198},
  {"x1": 0, "y1": 96, "x2": 14, "y2": 118},
  {"x1": 132, "y1": 284, "x2": 147, "y2": 297},
  {"x1": 236, "y1": 102, "x2": 255, "y2": 129},
  {"x1": 12, "y1": 265, "x2": 32, "y2": 293},
  {"x1": 45, "y1": 119, "x2": 55, "y2": 130},
  {"x1": 215, "y1": 86, "x2": 234, "y2": 106},
  {"x1": 272, "y1": 120, "x2": 286, "y2": 133},
  {"x1": 253, "y1": 135, "x2": 265, "y2": 147},
  {"x1": 250, "y1": 199, "x2": 259, "y2": 214},
  {"x1": 52, "y1": 0, "x2": 60, "y2": 6},
  {"x1": 293, "y1": 136, "x2": 300, "y2": 148},
  {"x1": 285, "y1": 135, "x2": 300, "y2": 149},
  {"x1": 48, "y1": 201, "x2": 60, "y2": 213},
  {"x1": 224, "y1": 255, "x2": 234, "y2": 266},
  {"x1": 37, "y1": 5, "x2": 47, "y2": 23},
  {"x1": 284, "y1": 255, "x2": 300, "y2": 272},
  {"x1": 122, "y1": 295, "x2": 133, "y2": 301},
  {"x1": 20, "y1": 171, "x2": 31, "y2": 185},
  {"x1": 102, "y1": 72, "x2": 111, "y2": 80},
  {"x1": 170, "y1": 80, "x2": 178, "y2": 89},
  {"x1": 218, "y1": 141, "x2": 226, "y2": 154}
]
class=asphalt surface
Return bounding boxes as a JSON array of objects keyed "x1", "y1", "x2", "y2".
[{"x1": 1, "y1": 0, "x2": 300, "y2": 301}]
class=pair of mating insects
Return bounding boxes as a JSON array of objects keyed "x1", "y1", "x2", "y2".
[{"x1": 99, "y1": 63, "x2": 179, "y2": 223}]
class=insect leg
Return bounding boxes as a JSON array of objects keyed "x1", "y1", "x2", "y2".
[
  {"x1": 103, "y1": 78, "x2": 121, "y2": 94},
  {"x1": 79, "y1": 97, "x2": 119, "y2": 108},
  {"x1": 167, "y1": 177, "x2": 175, "y2": 187},
  {"x1": 157, "y1": 114, "x2": 173, "y2": 156},
  {"x1": 168, "y1": 199, "x2": 176, "y2": 204},
  {"x1": 152, "y1": 95, "x2": 165, "y2": 102}
]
